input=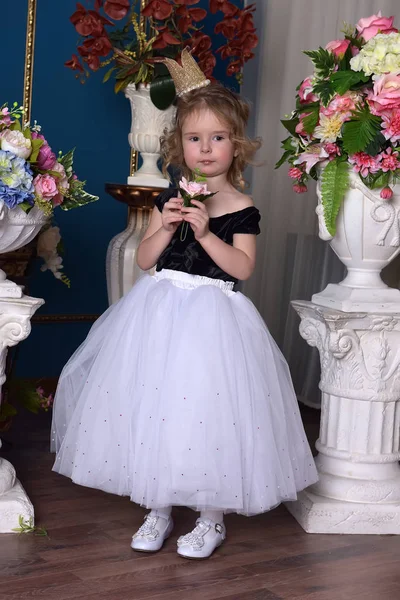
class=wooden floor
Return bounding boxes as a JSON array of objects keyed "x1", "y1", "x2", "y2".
[{"x1": 1, "y1": 408, "x2": 400, "y2": 600}]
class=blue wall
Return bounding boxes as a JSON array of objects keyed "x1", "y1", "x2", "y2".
[{"x1": 3, "y1": 0, "x2": 243, "y2": 378}]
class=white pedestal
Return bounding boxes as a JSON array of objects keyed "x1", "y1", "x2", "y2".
[
  {"x1": 289, "y1": 300, "x2": 400, "y2": 534},
  {"x1": 106, "y1": 207, "x2": 155, "y2": 305},
  {"x1": 0, "y1": 293, "x2": 44, "y2": 533}
]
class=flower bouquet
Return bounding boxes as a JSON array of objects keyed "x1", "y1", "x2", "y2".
[
  {"x1": 276, "y1": 12, "x2": 400, "y2": 236},
  {"x1": 179, "y1": 169, "x2": 216, "y2": 241},
  {"x1": 66, "y1": 0, "x2": 258, "y2": 108},
  {"x1": 0, "y1": 102, "x2": 98, "y2": 283}
]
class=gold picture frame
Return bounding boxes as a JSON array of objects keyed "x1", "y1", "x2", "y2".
[{"x1": 23, "y1": 0, "x2": 37, "y2": 124}]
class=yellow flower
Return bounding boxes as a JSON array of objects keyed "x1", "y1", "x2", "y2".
[{"x1": 314, "y1": 114, "x2": 344, "y2": 143}]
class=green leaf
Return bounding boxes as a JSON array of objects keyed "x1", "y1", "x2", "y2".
[
  {"x1": 313, "y1": 79, "x2": 335, "y2": 106},
  {"x1": 29, "y1": 138, "x2": 44, "y2": 163},
  {"x1": 361, "y1": 170, "x2": 389, "y2": 190},
  {"x1": 59, "y1": 149, "x2": 75, "y2": 178},
  {"x1": 282, "y1": 136, "x2": 297, "y2": 151},
  {"x1": 0, "y1": 403, "x2": 17, "y2": 421},
  {"x1": 18, "y1": 201, "x2": 33, "y2": 213},
  {"x1": 331, "y1": 70, "x2": 369, "y2": 95},
  {"x1": 149, "y1": 75, "x2": 176, "y2": 110},
  {"x1": 281, "y1": 118, "x2": 299, "y2": 137},
  {"x1": 320, "y1": 158, "x2": 350, "y2": 236},
  {"x1": 364, "y1": 132, "x2": 386, "y2": 157},
  {"x1": 303, "y1": 108, "x2": 319, "y2": 134},
  {"x1": 275, "y1": 149, "x2": 294, "y2": 169},
  {"x1": 342, "y1": 107, "x2": 382, "y2": 155},
  {"x1": 304, "y1": 47, "x2": 335, "y2": 78},
  {"x1": 10, "y1": 118, "x2": 22, "y2": 132},
  {"x1": 103, "y1": 67, "x2": 116, "y2": 83},
  {"x1": 60, "y1": 187, "x2": 99, "y2": 211}
]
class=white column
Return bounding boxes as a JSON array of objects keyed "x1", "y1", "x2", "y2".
[
  {"x1": 288, "y1": 300, "x2": 400, "y2": 534},
  {"x1": 0, "y1": 294, "x2": 44, "y2": 533}
]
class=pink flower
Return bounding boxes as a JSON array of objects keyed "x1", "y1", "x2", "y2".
[
  {"x1": 324, "y1": 143, "x2": 341, "y2": 157},
  {"x1": 293, "y1": 183, "x2": 307, "y2": 193},
  {"x1": 293, "y1": 145, "x2": 329, "y2": 174},
  {"x1": 325, "y1": 39, "x2": 350, "y2": 58},
  {"x1": 298, "y1": 77, "x2": 318, "y2": 104},
  {"x1": 348, "y1": 152, "x2": 381, "y2": 177},
  {"x1": 295, "y1": 112, "x2": 316, "y2": 136},
  {"x1": 32, "y1": 133, "x2": 57, "y2": 171},
  {"x1": 179, "y1": 176, "x2": 212, "y2": 198},
  {"x1": 321, "y1": 92, "x2": 359, "y2": 120},
  {"x1": 380, "y1": 186, "x2": 393, "y2": 200},
  {"x1": 52, "y1": 193, "x2": 64, "y2": 207},
  {"x1": 52, "y1": 162, "x2": 70, "y2": 192},
  {"x1": 378, "y1": 148, "x2": 400, "y2": 172},
  {"x1": 288, "y1": 167, "x2": 303, "y2": 179},
  {"x1": 33, "y1": 174, "x2": 58, "y2": 199},
  {"x1": 356, "y1": 12, "x2": 397, "y2": 42},
  {"x1": 0, "y1": 107, "x2": 12, "y2": 127},
  {"x1": 367, "y1": 73, "x2": 400, "y2": 115},
  {"x1": 381, "y1": 109, "x2": 400, "y2": 142}
]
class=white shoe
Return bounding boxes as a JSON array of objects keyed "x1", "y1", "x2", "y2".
[
  {"x1": 131, "y1": 513, "x2": 174, "y2": 553},
  {"x1": 177, "y1": 518, "x2": 226, "y2": 559}
]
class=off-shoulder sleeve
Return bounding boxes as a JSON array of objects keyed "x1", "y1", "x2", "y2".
[
  {"x1": 154, "y1": 188, "x2": 177, "y2": 212},
  {"x1": 232, "y1": 207, "x2": 261, "y2": 235}
]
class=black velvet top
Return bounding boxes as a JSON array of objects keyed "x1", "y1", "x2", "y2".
[{"x1": 155, "y1": 188, "x2": 261, "y2": 284}]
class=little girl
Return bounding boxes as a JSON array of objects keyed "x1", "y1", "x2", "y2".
[{"x1": 51, "y1": 52, "x2": 317, "y2": 560}]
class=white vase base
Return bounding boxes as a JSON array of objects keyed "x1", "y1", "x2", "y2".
[
  {"x1": 127, "y1": 175, "x2": 170, "y2": 189},
  {"x1": 312, "y1": 283, "x2": 400, "y2": 313},
  {"x1": 286, "y1": 488, "x2": 400, "y2": 534},
  {"x1": 0, "y1": 280, "x2": 23, "y2": 299},
  {"x1": 0, "y1": 478, "x2": 34, "y2": 534}
]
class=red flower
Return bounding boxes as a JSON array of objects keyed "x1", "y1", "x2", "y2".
[
  {"x1": 190, "y1": 32, "x2": 212, "y2": 54},
  {"x1": 215, "y1": 17, "x2": 237, "y2": 39},
  {"x1": 142, "y1": 0, "x2": 173, "y2": 20},
  {"x1": 94, "y1": 0, "x2": 103, "y2": 9},
  {"x1": 238, "y1": 9, "x2": 257, "y2": 33},
  {"x1": 104, "y1": 0, "x2": 130, "y2": 20},
  {"x1": 197, "y1": 51, "x2": 216, "y2": 78},
  {"x1": 71, "y1": 6, "x2": 105, "y2": 37},
  {"x1": 240, "y1": 32, "x2": 258, "y2": 53},
  {"x1": 79, "y1": 35, "x2": 113, "y2": 57},
  {"x1": 226, "y1": 59, "x2": 242, "y2": 76},
  {"x1": 86, "y1": 54, "x2": 101, "y2": 70},
  {"x1": 65, "y1": 53, "x2": 84, "y2": 73},
  {"x1": 153, "y1": 30, "x2": 181, "y2": 49},
  {"x1": 175, "y1": 0, "x2": 201, "y2": 5},
  {"x1": 176, "y1": 6, "x2": 207, "y2": 33},
  {"x1": 210, "y1": 0, "x2": 239, "y2": 17}
]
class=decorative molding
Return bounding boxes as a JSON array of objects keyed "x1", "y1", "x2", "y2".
[{"x1": 23, "y1": 0, "x2": 37, "y2": 124}]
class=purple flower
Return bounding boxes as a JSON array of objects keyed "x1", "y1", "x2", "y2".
[
  {"x1": 0, "y1": 184, "x2": 34, "y2": 209},
  {"x1": 32, "y1": 132, "x2": 57, "y2": 171}
]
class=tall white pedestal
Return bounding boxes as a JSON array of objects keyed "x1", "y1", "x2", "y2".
[
  {"x1": 289, "y1": 301, "x2": 400, "y2": 534},
  {"x1": 0, "y1": 294, "x2": 44, "y2": 533}
]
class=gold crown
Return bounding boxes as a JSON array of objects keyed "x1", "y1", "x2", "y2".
[{"x1": 163, "y1": 49, "x2": 210, "y2": 97}]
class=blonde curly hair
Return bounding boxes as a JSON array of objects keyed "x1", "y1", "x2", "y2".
[{"x1": 161, "y1": 83, "x2": 261, "y2": 190}]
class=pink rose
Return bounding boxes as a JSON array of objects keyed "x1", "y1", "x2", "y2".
[
  {"x1": 325, "y1": 39, "x2": 350, "y2": 58},
  {"x1": 52, "y1": 193, "x2": 64, "y2": 207},
  {"x1": 321, "y1": 92, "x2": 359, "y2": 120},
  {"x1": 179, "y1": 176, "x2": 212, "y2": 198},
  {"x1": 33, "y1": 174, "x2": 58, "y2": 199},
  {"x1": 356, "y1": 13, "x2": 397, "y2": 42},
  {"x1": 52, "y1": 162, "x2": 70, "y2": 192},
  {"x1": 367, "y1": 73, "x2": 400, "y2": 115},
  {"x1": 298, "y1": 77, "x2": 318, "y2": 104}
]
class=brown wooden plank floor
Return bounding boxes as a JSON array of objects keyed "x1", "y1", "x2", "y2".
[{"x1": 1, "y1": 407, "x2": 400, "y2": 600}]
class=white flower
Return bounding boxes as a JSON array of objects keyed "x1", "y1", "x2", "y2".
[
  {"x1": 0, "y1": 129, "x2": 31, "y2": 159},
  {"x1": 313, "y1": 114, "x2": 344, "y2": 143},
  {"x1": 350, "y1": 32, "x2": 400, "y2": 76},
  {"x1": 37, "y1": 226, "x2": 64, "y2": 280}
]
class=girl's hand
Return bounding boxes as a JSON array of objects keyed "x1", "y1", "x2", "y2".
[
  {"x1": 181, "y1": 199, "x2": 210, "y2": 241},
  {"x1": 161, "y1": 197, "x2": 183, "y2": 233}
]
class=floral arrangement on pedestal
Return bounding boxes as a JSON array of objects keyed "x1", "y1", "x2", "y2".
[
  {"x1": 65, "y1": 0, "x2": 258, "y2": 108},
  {"x1": 0, "y1": 102, "x2": 98, "y2": 283},
  {"x1": 276, "y1": 12, "x2": 400, "y2": 236}
]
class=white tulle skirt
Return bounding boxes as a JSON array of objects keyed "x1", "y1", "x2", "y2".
[{"x1": 51, "y1": 269, "x2": 317, "y2": 516}]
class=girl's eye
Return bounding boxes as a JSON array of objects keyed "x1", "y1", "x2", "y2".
[
  {"x1": 189, "y1": 136, "x2": 199, "y2": 142},
  {"x1": 214, "y1": 136, "x2": 224, "y2": 141}
]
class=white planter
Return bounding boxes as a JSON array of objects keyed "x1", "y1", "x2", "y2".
[
  {"x1": 0, "y1": 203, "x2": 47, "y2": 298},
  {"x1": 125, "y1": 83, "x2": 176, "y2": 189},
  {"x1": 313, "y1": 169, "x2": 400, "y2": 312}
]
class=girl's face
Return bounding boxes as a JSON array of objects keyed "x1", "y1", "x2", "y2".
[{"x1": 181, "y1": 108, "x2": 236, "y2": 179}]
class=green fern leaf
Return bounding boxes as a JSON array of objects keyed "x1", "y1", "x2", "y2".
[
  {"x1": 312, "y1": 79, "x2": 335, "y2": 106},
  {"x1": 304, "y1": 48, "x2": 335, "y2": 78},
  {"x1": 331, "y1": 70, "x2": 369, "y2": 95},
  {"x1": 342, "y1": 108, "x2": 381, "y2": 155},
  {"x1": 320, "y1": 159, "x2": 350, "y2": 237}
]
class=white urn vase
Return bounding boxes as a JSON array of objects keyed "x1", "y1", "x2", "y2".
[
  {"x1": 0, "y1": 203, "x2": 47, "y2": 298},
  {"x1": 313, "y1": 169, "x2": 400, "y2": 312},
  {"x1": 125, "y1": 83, "x2": 176, "y2": 189}
]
